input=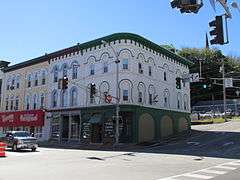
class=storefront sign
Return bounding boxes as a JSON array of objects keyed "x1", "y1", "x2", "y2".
[{"x1": 0, "y1": 110, "x2": 44, "y2": 127}]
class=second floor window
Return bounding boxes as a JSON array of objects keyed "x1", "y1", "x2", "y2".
[
  {"x1": 149, "y1": 94, "x2": 153, "y2": 105},
  {"x1": 149, "y1": 66, "x2": 152, "y2": 76},
  {"x1": 33, "y1": 95, "x2": 37, "y2": 110},
  {"x1": 138, "y1": 92, "x2": 143, "y2": 103},
  {"x1": 40, "y1": 94, "x2": 45, "y2": 108},
  {"x1": 123, "y1": 90, "x2": 129, "y2": 101},
  {"x1": 15, "y1": 98, "x2": 19, "y2": 110},
  {"x1": 54, "y1": 68, "x2": 58, "y2": 83},
  {"x1": 16, "y1": 77, "x2": 20, "y2": 89},
  {"x1": 5, "y1": 98, "x2": 8, "y2": 110},
  {"x1": 123, "y1": 59, "x2": 128, "y2": 70},
  {"x1": 10, "y1": 98, "x2": 14, "y2": 110},
  {"x1": 26, "y1": 96, "x2": 30, "y2": 110},
  {"x1": 103, "y1": 62, "x2": 108, "y2": 73}
]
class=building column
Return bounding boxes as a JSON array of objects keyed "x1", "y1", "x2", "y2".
[{"x1": 79, "y1": 111, "x2": 82, "y2": 142}]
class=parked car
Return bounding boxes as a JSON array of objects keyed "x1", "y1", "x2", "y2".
[
  {"x1": 3, "y1": 131, "x2": 38, "y2": 152},
  {"x1": 200, "y1": 111, "x2": 214, "y2": 119}
]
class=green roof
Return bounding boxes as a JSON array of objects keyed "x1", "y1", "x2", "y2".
[{"x1": 3, "y1": 33, "x2": 192, "y2": 72}]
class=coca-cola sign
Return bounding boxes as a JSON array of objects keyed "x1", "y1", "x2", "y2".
[{"x1": 0, "y1": 110, "x2": 44, "y2": 127}]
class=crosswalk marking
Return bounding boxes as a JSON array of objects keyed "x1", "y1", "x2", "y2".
[
  {"x1": 200, "y1": 169, "x2": 227, "y2": 175},
  {"x1": 156, "y1": 160, "x2": 240, "y2": 180},
  {"x1": 226, "y1": 162, "x2": 240, "y2": 166},
  {"x1": 215, "y1": 165, "x2": 237, "y2": 170},
  {"x1": 183, "y1": 173, "x2": 213, "y2": 179}
]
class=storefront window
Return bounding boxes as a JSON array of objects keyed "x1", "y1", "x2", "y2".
[
  {"x1": 51, "y1": 116, "x2": 60, "y2": 139},
  {"x1": 71, "y1": 116, "x2": 80, "y2": 139}
]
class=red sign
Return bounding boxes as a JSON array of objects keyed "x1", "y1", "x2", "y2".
[{"x1": 0, "y1": 110, "x2": 44, "y2": 127}]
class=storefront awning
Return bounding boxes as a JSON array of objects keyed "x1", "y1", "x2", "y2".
[{"x1": 89, "y1": 115, "x2": 102, "y2": 124}]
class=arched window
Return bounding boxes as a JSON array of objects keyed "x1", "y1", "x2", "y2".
[
  {"x1": 11, "y1": 76, "x2": 15, "y2": 89},
  {"x1": 62, "y1": 64, "x2": 68, "y2": 78},
  {"x1": 42, "y1": 70, "x2": 46, "y2": 85},
  {"x1": 33, "y1": 94, "x2": 38, "y2": 110},
  {"x1": 10, "y1": 96, "x2": 14, "y2": 110},
  {"x1": 26, "y1": 95, "x2": 30, "y2": 110},
  {"x1": 16, "y1": 76, "x2": 20, "y2": 89},
  {"x1": 6, "y1": 78, "x2": 11, "y2": 90},
  {"x1": 40, "y1": 93, "x2": 45, "y2": 108},
  {"x1": 15, "y1": 96, "x2": 19, "y2": 110},
  {"x1": 70, "y1": 87, "x2": 78, "y2": 106},
  {"x1": 52, "y1": 90, "x2": 58, "y2": 108},
  {"x1": 177, "y1": 93, "x2": 182, "y2": 109},
  {"x1": 61, "y1": 90, "x2": 68, "y2": 107},
  {"x1": 164, "y1": 89, "x2": 170, "y2": 108},
  {"x1": 34, "y1": 72, "x2": 38, "y2": 86},
  {"x1": 53, "y1": 66, "x2": 58, "y2": 83},
  {"x1": 72, "y1": 65, "x2": 78, "y2": 79},
  {"x1": 27, "y1": 74, "x2": 32, "y2": 87},
  {"x1": 5, "y1": 96, "x2": 9, "y2": 110}
]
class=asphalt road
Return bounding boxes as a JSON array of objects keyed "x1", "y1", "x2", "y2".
[{"x1": 1, "y1": 121, "x2": 240, "y2": 180}]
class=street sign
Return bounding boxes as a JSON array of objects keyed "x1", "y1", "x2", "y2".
[
  {"x1": 225, "y1": 78, "x2": 233, "y2": 88},
  {"x1": 190, "y1": 73, "x2": 200, "y2": 82}
]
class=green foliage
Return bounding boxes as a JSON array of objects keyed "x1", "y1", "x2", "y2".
[{"x1": 178, "y1": 48, "x2": 240, "y2": 105}]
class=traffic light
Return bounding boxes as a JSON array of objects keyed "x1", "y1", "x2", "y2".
[
  {"x1": 170, "y1": 0, "x2": 203, "y2": 14},
  {"x1": 90, "y1": 83, "x2": 96, "y2": 98},
  {"x1": 62, "y1": 76, "x2": 68, "y2": 89},
  {"x1": 209, "y1": 16, "x2": 224, "y2": 45},
  {"x1": 176, "y1": 77, "x2": 181, "y2": 89}
]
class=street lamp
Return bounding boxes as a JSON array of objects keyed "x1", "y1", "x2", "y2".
[{"x1": 101, "y1": 40, "x2": 120, "y2": 145}]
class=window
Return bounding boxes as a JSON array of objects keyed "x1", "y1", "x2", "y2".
[
  {"x1": 16, "y1": 76, "x2": 20, "y2": 89},
  {"x1": 40, "y1": 94, "x2": 45, "y2": 108},
  {"x1": 177, "y1": 99, "x2": 180, "y2": 109},
  {"x1": 42, "y1": 71, "x2": 46, "y2": 85},
  {"x1": 122, "y1": 59, "x2": 128, "y2": 70},
  {"x1": 15, "y1": 97, "x2": 19, "y2": 110},
  {"x1": 34, "y1": 73, "x2": 38, "y2": 86},
  {"x1": 10, "y1": 97, "x2": 14, "y2": 110},
  {"x1": 138, "y1": 63, "x2": 143, "y2": 74},
  {"x1": 164, "y1": 72, "x2": 167, "y2": 81},
  {"x1": 33, "y1": 94, "x2": 37, "y2": 110},
  {"x1": 6, "y1": 79, "x2": 10, "y2": 90},
  {"x1": 62, "y1": 64, "x2": 68, "y2": 78},
  {"x1": 53, "y1": 67, "x2": 58, "y2": 83},
  {"x1": 26, "y1": 96, "x2": 30, "y2": 110},
  {"x1": 27, "y1": 74, "x2": 31, "y2": 88},
  {"x1": 52, "y1": 91, "x2": 58, "y2": 108},
  {"x1": 123, "y1": 90, "x2": 129, "y2": 101},
  {"x1": 164, "y1": 90, "x2": 170, "y2": 108},
  {"x1": 90, "y1": 64, "x2": 95, "y2": 75},
  {"x1": 103, "y1": 62, "x2": 108, "y2": 73},
  {"x1": 72, "y1": 65, "x2": 78, "y2": 79},
  {"x1": 149, "y1": 94, "x2": 153, "y2": 105},
  {"x1": 148, "y1": 66, "x2": 152, "y2": 76},
  {"x1": 11, "y1": 78, "x2": 15, "y2": 90},
  {"x1": 61, "y1": 90, "x2": 68, "y2": 107},
  {"x1": 138, "y1": 92, "x2": 143, "y2": 103},
  {"x1": 5, "y1": 98, "x2": 9, "y2": 110},
  {"x1": 70, "y1": 88, "x2": 78, "y2": 106}
]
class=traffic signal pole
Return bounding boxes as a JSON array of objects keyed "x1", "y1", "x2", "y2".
[{"x1": 222, "y1": 59, "x2": 227, "y2": 122}]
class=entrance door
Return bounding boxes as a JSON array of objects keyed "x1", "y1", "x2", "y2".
[
  {"x1": 62, "y1": 116, "x2": 69, "y2": 141},
  {"x1": 91, "y1": 124, "x2": 102, "y2": 143}
]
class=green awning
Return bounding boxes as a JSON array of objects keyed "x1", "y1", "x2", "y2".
[{"x1": 89, "y1": 115, "x2": 102, "y2": 124}]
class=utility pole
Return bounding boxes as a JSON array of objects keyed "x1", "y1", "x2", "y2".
[
  {"x1": 101, "y1": 40, "x2": 120, "y2": 145},
  {"x1": 222, "y1": 60, "x2": 227, "y2": 122}
]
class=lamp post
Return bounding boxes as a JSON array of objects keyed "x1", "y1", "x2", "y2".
[{"x1": 101, "y1": 40, "x2": 120, "y2": 145}]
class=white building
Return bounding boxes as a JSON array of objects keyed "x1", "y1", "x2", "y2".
[{"x1": 0, "y1": 33, "x2": 192, "y2": 144}]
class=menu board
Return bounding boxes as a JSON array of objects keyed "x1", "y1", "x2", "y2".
[
  {"x1": 82, "y1": 122, "x2": 91, "y2": 139},
  {"x1": 104, "y1": 119, "x2": 114, "y2": 138}
]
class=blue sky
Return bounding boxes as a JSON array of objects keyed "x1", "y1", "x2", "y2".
[{"x1": 0, "y1": 0, "x2": 239, "y2": 65}]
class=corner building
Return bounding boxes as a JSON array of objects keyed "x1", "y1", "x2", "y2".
[
  {"x1": 47, "y1": 33, "x2": 192, "y2": 144},
  {"x1": 0, "y1": 33, "x2": 192, "y2": 144}
]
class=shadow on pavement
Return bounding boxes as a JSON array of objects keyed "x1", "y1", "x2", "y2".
[{"x1": 39, "y1": 129, "x2": 240, "y2": 160}]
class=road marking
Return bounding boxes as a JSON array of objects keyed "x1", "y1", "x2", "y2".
[
  {"x1": 222, "y1": 142, "x2": 234, "y2": 147},
  {"x1": 200, "y1": 169, "x2": 227, "y2": 175},
  {"x1": 183, "y1": 173, "x2": 213, "y2": 179},
  {"x1": 215, "y1": 165, "x2": 237, "y2": 170},
  {"x1": 156, "y1": 160, "x2": 240, "y2": 180},
  {"x1": 226, "y1": 162, "x2": 240, "y2": 166}
]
